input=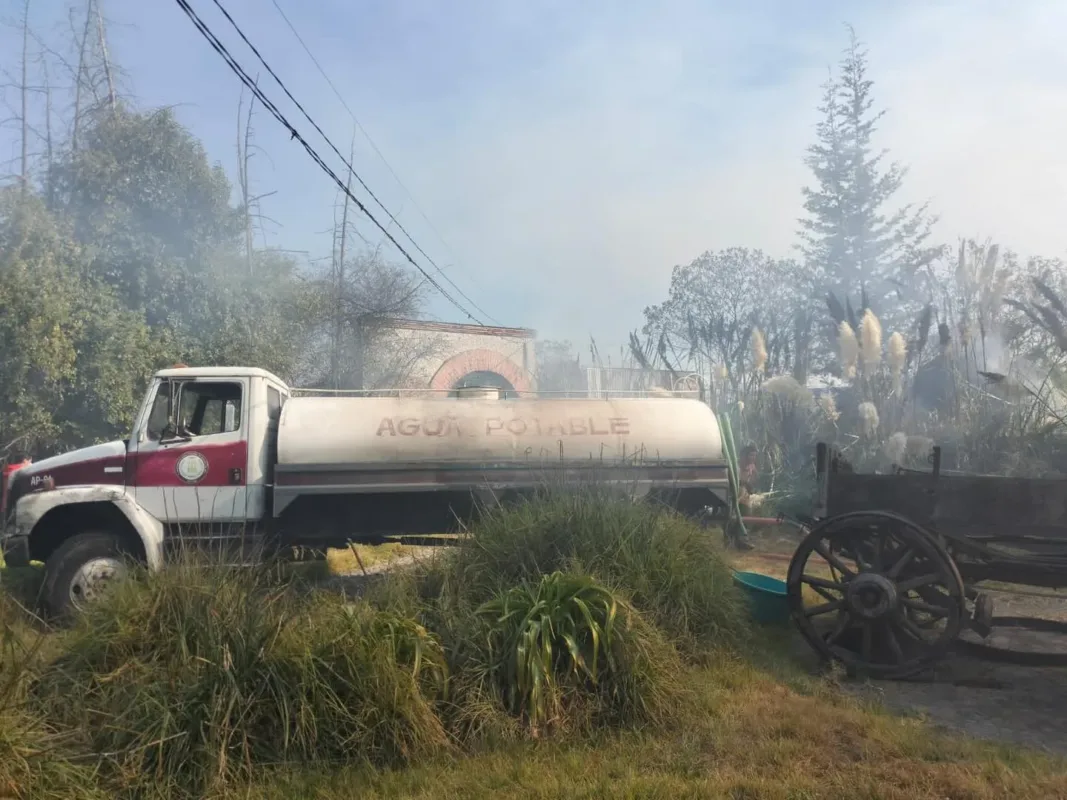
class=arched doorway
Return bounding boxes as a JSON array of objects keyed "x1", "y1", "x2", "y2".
[
  {"x1": 429, "y1": 348, "x2": 532, "y2": 394},
  {"x1": 450, "y1": 370, "x2": 516, "y2": 397}
]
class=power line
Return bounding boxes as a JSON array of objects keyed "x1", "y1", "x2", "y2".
[
  {"x1": 203, "y1": 0, "x2": 498, "y2": 326},
  {"x1": 173, "y1": 0, "x2": 483, "y2": 324},
  {"x1": 266, "y1": 0, "x2": 497, "y2": 325}
]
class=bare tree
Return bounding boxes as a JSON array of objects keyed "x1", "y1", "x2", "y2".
[
  {"x1": 235, "y1": 82, "x2": 279, "y2": 277},
  {"x1": 298, "y1": 244, "x2": 427, "y2": 390},
  {"x1": 94, "y1": 0, "x2": 115, "y2": 111},
  {"x1": 329, "y1": 137, "x2": 356, "y2": 389},
  {"x1": 41, "y1": 56, "x2": 53, "y2": 202},
  {"x1": 19, "y1": 0, "x2": 30, "y2": 194},
  {"x1": 70, "y1": 0, "x2": 93, "y2": 152}
]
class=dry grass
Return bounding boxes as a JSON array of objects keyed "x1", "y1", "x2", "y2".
[
  {"x1": 325, "y1": 543, "x2": 413, "y2": 574},
  {"x1": 248, "y1": 657, "x2": 1067, "y2": 800}
]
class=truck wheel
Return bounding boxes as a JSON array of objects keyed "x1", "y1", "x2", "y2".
[{"x1": 42, "y1": 531, "x2": 132, "y2": 619}]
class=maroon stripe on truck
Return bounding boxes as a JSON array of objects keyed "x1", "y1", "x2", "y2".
[
  {"x1": 41, "y1": 455, "x2": 127, "y2": 488},
  {"x1": 274, "y1": 464, "x2": 728, "y2": 488}
]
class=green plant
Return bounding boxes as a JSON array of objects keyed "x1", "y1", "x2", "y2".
[
  {"x1": 476, "y1": 571, "x2": 684, "y2": 733},
  {"x1": 477, "y1": 572, "x2": 617, "y2": 730}
]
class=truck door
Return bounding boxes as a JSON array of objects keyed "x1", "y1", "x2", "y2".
[
  {"x1": 130, "y1": 377, "x2": 250, "y2": 524},
  {"x1": 244, "y1": 382, "x2": 287, "y2": 520}
]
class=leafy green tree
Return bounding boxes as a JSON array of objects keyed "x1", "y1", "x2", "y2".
[
  {"x1": 643, "y1": 248, "x2": 804, "y2": 387},
  {"x1": 0, "y1": 188, "x2": 162, "y2": 452},
  {"x1": 48, "y1": 105, "x2": 241, "y2": 328},
  {"x1": 0, "y1": 191, "x2": 79, "y2": 451}
]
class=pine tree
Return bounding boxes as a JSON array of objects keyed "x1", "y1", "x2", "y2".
[{"x1": 798, "y1": 28, "x2": 940, "y2": 313}]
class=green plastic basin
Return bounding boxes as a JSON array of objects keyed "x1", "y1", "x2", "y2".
[{"x1": 732, "y1": 570, "x2": 791, "y2": 625}]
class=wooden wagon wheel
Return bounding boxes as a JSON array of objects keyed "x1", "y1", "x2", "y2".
[{"x1": 786, "y1": 510, "x2": 966, "y2": 679}]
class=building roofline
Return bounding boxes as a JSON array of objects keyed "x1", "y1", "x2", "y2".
[{"x1": 383, "y1": 317, "x2": 537, "y2": 339}]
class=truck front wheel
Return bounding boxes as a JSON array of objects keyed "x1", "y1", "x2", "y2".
[{"x1": 42, "y1": 531, "x2": 132, "y2": 619}]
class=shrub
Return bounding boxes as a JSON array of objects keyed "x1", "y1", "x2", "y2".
[
  {"x1": 436, "y1": 485, "x2": 749, "y2": 655},
  {"x1": 30, "y1": 557, "x2": 450, "y2": 798}
]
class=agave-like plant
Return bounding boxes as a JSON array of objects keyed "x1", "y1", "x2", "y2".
[{"x1": 476, "y1": 572, "x2": 627, "y2": 731}]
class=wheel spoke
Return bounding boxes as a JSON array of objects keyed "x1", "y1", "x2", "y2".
[
  {"x1": 824, "y1": 612, "x2": 852, "y2": 645},
  {"x1": 803, "y1": 574, "x2": 846, "y2": 592},
  {"x1": 802, "y1": 574, "x2": 845, "y2": 602},
  {"x1": 897, "y1": 613, "x2": 928, "y2": 641},
  {"x1": 887, "y1": 546, "x2": 915, "y2": 579},
  {"x1": 901, "y1": 597, "x2": 949, "y2": 618},
  {"x1": 813, "y1": 541, "x2": 856, "y2": 578},
  {"x1": 885, "y1": 621, "x2": 905, "y2": 663},
  {"x1": 872, "y1": 532, "x2": 887, "y2": 572},
  {"x1": 805, "y1": 598, "x2": 845, "y2": 617},
  {"x1": 897, "y1": 573, "x2": 942, "y2": 592}
]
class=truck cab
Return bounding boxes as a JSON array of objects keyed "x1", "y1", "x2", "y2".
[{"x1": 1, "y1": 366, "x2": 289, "y2": 616}]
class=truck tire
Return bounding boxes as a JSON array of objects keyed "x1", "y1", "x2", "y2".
[{"x1": 42, "y1": 531, "x2": 133, "y2": 619}]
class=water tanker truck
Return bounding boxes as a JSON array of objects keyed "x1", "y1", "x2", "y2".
[{"x1": 0, "y1": 366, "x2": 730, "y2": 616}]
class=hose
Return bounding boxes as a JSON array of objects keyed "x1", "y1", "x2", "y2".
[{"x1": 717, "y1": 412, "x2": 748, "y2": 542}]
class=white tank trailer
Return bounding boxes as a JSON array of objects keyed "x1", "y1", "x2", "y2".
[{"x1": 0, "y1": 366, "x2": 730, "y2": 616}]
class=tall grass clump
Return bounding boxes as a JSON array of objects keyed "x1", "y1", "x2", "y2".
[
  {"x1": 30, "y1": 556, "x2": 450, "y2": 798},
  {"x1": 438, "y1": 484, "x2": 749, "y2": 656}
]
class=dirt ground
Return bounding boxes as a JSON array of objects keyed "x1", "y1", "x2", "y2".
[{"x1": 740, "y1": 524, "x2": 1067, "y2": 757}]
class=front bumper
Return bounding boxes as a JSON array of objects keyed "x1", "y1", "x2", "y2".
[{"x1": 0, "y1": 534, "x2": 29, "y2": 568}]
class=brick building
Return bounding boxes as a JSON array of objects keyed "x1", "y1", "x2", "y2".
[{"x1": 384, "y1": 319, "x2": 537, "y2": 394}]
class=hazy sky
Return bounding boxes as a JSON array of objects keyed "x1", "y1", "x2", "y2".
[{"x1": 3, "y1": 0, "x2": 1066, "y2": 355}]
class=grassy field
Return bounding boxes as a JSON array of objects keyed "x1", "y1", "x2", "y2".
[
  {"x1": 259, "y1": 662, "x2": 1065, "y2": 800},
  {"x1": 1, "y1": 505, "x2": 1065, "y2": 800}
]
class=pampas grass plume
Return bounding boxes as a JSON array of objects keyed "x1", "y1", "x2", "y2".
[
  {"x1": 888, "y1": 331, "x2": 907, "y2": 392},
  {"x1": 858, "y1": 401, "x2": 880, "y2": 437},
  {"x1": 750, "y1": 328, "x2": 768, "y2": 374},
  {"x1": 817, "y1": 392, "x2": 840, "y2": 423},
  {"x1": 860, "y1": 309, "x2": 882, "y2": 372},
  {"x1": 885, "y1": 431, "x2": 907, "y2": 465},
  {"x1": 838, "y1": 321, "x2": 859, "y2": 379},
  {"x1": 762, "y1": 375, "x2": 814, "y2": 408}
]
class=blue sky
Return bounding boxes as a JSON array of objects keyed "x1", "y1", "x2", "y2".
[{"x1": 3, "y1": 0, "x2": 1066, "y2": 356}]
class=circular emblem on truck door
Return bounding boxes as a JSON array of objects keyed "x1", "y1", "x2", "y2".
[{"x1": 175, "y1": 452, "x2": 209, "y2": 484}]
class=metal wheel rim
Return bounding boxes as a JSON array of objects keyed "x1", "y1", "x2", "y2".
[
  {"x1": 69, "y1": 557, "x2": 127, "y2": 609},
  {"x1": 786, "y1": 511, "x2": 966, "y2": 679}
]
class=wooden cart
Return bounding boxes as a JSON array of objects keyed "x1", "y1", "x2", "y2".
[{"x1": 786, "y1": 443, "x2": 1067, "y2": 678}]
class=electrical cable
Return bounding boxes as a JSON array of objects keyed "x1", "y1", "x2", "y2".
[
  {"x1": 266, "y1": 0, "x2": 500, "y2": 326},
  {"x1": 205, "y1": 0, "x2": 496, "y2": 326},
  {"x1": 173, "y1": 0, "x2": 486, "y2": 325}
]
